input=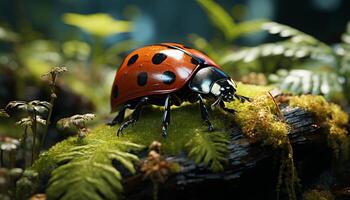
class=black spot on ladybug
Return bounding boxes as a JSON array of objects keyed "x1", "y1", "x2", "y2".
[
  {"x1": 162, "y1": 71, "x2": 176, "y2": 85},
  {"x1": 137, "y1": 72, "x2": 148, "y2": 86},
  {"x1": 191, "y1": 57, "x2": 199, "y2": 65},
  {"x1": 127, "y1": 54, "x2": 138, "y2": 66},
  {"x1": 152, "y1": 53, "x2": 167, "y2": 65},
  {"x1": 112, "y1": 85, "x2": 119, "y2": 98}
]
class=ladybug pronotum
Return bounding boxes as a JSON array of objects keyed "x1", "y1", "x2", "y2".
[{"x1": 109, "y1": 43, "x2": 248, "y2": 137}]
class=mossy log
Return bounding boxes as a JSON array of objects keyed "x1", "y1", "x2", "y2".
[
  {"x1": 20, "y1": 85, "x2": 348, "y2": 200},
  {"x1": 122, "y1": 106, "x2": 331, "y2": 200}
]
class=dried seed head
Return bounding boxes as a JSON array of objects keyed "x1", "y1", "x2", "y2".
[
  {"x1": 42, "y1": 66, "x2": 67, "y2": 78},
  {"x1": 149, "y1": 141, "x2": 162, "y2": 153},
  {"x1": 0, "y1": 109, "x2": 9, "y2": 118},
  {"x1": 141, "y1": 143, "x2": 180, "y2": 184},
  {"x1": 30, "y1": 194, "x2": 46, "y2": 200},
  {"x1": 0, "y1": 136, "x2": 20, "y2": 151}
]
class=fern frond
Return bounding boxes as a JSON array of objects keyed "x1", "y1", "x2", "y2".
[
  {"x1": 221, "y1": 22, "x2": 334, "y2": 65},
  {"x1": 269, "y1": 69, "x2": 344, "y2": 101},
  {"x1": 186, "y1": 132, "x2": 230, "y2": 172},
  {"x1": 221, "y1": 42, "x2": 331, "y2": 64},
  {"x1": 46, "y1": 139, "x2": 143, "y2": 200},
  {"x1": 262, "y1": 22, "x2": 321, "y2": 45}
]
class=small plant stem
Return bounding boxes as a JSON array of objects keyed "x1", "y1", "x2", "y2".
[
  {"x1": 268, "y1": 92, "x2": 284, "y2": 121},
  {"x1": 9, "y1": 150, "x2": 16, "y2": 168},
  {"x1": 0, "y1": 150, "x2": 3, "y2": 167},
  {"x1": 41, "y1": 92, "x2": 56, "y2": 150},
  {"x1": 31, "y1": 111, "x2": 38, "y2": 165},
  {"x1": 153, "y1": 182, "x2": 158, "y2": 200},
  {"x1": 22, "y1": 126, "x2": 28, "y2": 167}
]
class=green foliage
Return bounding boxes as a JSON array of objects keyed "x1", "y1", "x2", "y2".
[
  {"x1": 45, "y1": 138, "x2": 142, "y2": 200},
  {"x1": 221, "y1": 22, "x2": 332, "y2": 65},
  {"x1": 16, "y1": 169, "x2": 39, "y2": 200},
  {"x1": 62, "y1": 13, "x2": 132, "y2": 38},
  {"x1": 25, "y1": 101, "x2": 238, "y2": 199},
  {"x1": 186, "y1": 132, "x2": 230, "y2": 172},
  {"x1": 221, "y1": 21, "x2": 350, "y2": 103},
  {"x1": 196, "y1": 0, "x2": 266, "y2": 41},
  {"x1": 222, "y1": 42, "x2": 329, "y2": 64},
  {"x1": 0, "y1": 26, "x2": 19, "y2": 42},
  {"x1": 269, "y1": 69, "x2": 345, "y2": 103},
  {"x1": 47, "y1": 143, "x2": 140, "y2": 200},
  {"x1": 0, "y1": 109, "x2": 9, "y2": 118},
  {"x1": 191, "y1": 0, "x2": 266, "y2": 63}
]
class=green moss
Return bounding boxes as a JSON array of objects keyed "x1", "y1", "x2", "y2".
[
  {"x1": 33, "y1": 83, "x2": 271, "y2": 170},
  {"x1": 118, "y1": 105, "x2": 231, "y2": 155},
  {"x1": 289, "y1": 95, "x2": 349, "y2": 160},
  {"x1": 303, "y1": 189, "x2": 334, "y2": 200},
  {"x1": 227, "y1": 91, "x2": 290, "y2": 148},
  {"x1": 227, "y1": 85, "x2": 297, "y2": 200},
  {"x1": 25, "y1": 83, "x2": 317, "y2": 199},
  {"x1": 226, "y1": 83, "x2": 289, "y2": 148}
]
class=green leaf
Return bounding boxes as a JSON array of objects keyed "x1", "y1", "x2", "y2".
[
  {"x1": 197, "y1": 0, "x2": 266, "y2": 41},
  {"x1": 186, "y1": 132, "x2": 230, "y2": 172},
  {"x1": 0, "y1": 26, "x2": 19, "y2": 42},
  {"x1": 269, "y1": 69, "x2": 345, "y2": 102},
  {"x1": 196, "y1": 0, "x2": 236, "y2": 40},
  {"x1": 46, "y1": 139, "x2": 142, "y2": 200},
  {"x1": 221, "y1": 42, "x2": 332, "y2": 64},
  {"x1": 62, "y1": 13, "x2": 132, "y2": 38},
  {"x1": 262, "y1": 22, "x2": 322, "y2": 45}
]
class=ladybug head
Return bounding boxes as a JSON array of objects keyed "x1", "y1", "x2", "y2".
[
  {"x1": 211, "y1": 79, "x2": 237, "y2": 102},
  {"x1": 189, "y1": 66, "x2": 237, "y2": 102}
]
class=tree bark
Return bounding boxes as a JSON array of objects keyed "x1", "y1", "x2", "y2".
[{"x1": 123, "y1": 107, "x2": 333, "y2": 200}]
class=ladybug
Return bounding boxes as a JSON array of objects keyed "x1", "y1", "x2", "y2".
[{"x1": 109, "y1": 43, "x2": 248, "y2": 137}]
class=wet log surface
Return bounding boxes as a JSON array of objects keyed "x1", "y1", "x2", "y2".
[{"x1": 123, "y1": 107, "x2": 333, "y2": 200}]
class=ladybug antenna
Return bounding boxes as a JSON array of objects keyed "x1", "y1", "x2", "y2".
[{"x1": 156, "y1": 43, "x2": 205, "y2": 65}]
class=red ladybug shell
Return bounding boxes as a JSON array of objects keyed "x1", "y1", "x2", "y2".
[{"x1": 110, "y1": 43, "x2": 221, "y2": 112}]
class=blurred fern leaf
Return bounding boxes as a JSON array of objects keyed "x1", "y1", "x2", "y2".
[
  {"x1": 186, "y1": 132, "x2": 229, "y2": 172},
  {"x1": 262, "y1": 22, "x2": 322, "y2": 45},
  {"x1": 269, "y1": 69, "x2": 344, "y2": 101},
  {"x1": 0, "y1": 26, "x2": 19, "y2": 42},
  {"x1": 47, "y1": 139, "x2": 142, "y2": 200},
  {"x1": 221, "y1": 42, "x2": 331, "y2": 64},
  {"x1": 196, "y1": 0, "x2": 266, "y2": 41}
]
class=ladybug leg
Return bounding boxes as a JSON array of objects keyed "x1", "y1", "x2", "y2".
[
  {"x1": 198, "y1": 94, "x2": 214, "y2": 132},
  {"x1": 117, "y1": 97, "x2": 149, "y2": 136},
  {"x1": 161, "y1": 95, "x2": 171, "y2": 137},
  {"x1": 108, "y1": 103, "x2": 132, "y2": 126},
  {"x1": 219, "y1": 101, "x2": 236, "y2": 114},
  {"x1": 234, "y1": 94, "x2": 251, "y2": 103}
]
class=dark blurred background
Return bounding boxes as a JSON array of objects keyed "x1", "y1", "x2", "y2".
[
  {"x1": 1, "y1": 0, "x2": 350, "y2": 144},
  {"x1": 1, "y1": 0, "x2": 350, "y2": 46}
]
